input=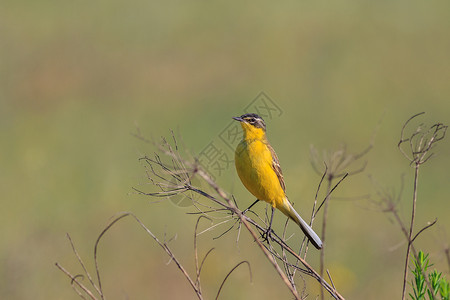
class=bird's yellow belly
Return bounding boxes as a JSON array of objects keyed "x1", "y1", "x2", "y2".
[{"x1": 235, "y1": 140, "x2": 285, "y2": 207}]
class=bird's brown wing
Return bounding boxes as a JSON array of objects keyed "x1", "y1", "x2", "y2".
[{"x1": 267, "y1": 143, "x2": 286, "y2": 193}]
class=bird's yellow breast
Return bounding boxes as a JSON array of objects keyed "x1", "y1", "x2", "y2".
[{"x1": 235, "y1": 139, "x2": 285, "y2": 207}]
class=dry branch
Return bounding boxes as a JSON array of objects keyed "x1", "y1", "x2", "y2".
[
  {"x1": 56, "y1": 212, "x2": 257, "y2": 300},
  {"x1": 58, "y1": 130, "x2": 346, "y2": 299},
  {"x1": 397, "y1": 113, "x2": 447, "y2": 300},
  {"x1": 132, "y1": 133, "x2": 346, "y2": 299}
]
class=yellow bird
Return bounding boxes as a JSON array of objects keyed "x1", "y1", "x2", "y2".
[{"x1": 233, "y1": 113, "x2": 322, "y2": 249}]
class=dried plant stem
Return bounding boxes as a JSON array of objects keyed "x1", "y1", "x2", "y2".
[
  {"x1": 391, "y1": 208, "x2": 418, "y2": 259},
  {"x1": 131, "y1": 133, "x2": 346, "y2": 299},
  {"x1": 55, "y1": 262, "x2": 98, "y2": 300},
  {"x1": 320, "y1": 178, "x2": 332, "y2": 300},
  {"x1": 66, "y1": 234, "x2": 102, "y2": 296},
  {"x1": 58, "y1": 211, "x2": 256, "y2": 300},
  {"x1": 396, "y1": 113, "x2": 447, "y2": 299},
  {"x1": 280, "y1": 235, "x2": 344, "y2": 300},
  {"x1": 215, "y1": 261, "x2": 252, "y2": 300},
  {"x1": 401, "y1": 165, "x2": 420, "y2": 300},
  {"x1": 309, "y1": 133, "x2": 373, "y2": 300},
  {"x1": 196, "y1": 169, "x2": 301, "y2": 300},
  {"x1": 132, "y1": 213, "x2": 204, "y2": 300},
  {"x1": 196, "y1": 169, "x2": 345, "y2": 300},
  {"x1": 445, "y1": 248, "x2": 450, "y2": 273}
]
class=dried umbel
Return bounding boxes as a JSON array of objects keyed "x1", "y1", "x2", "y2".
[{"x1": 398, "y1": 112, "x2": 447, "y2": 167}]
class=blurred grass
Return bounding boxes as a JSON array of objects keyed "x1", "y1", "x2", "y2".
[{"x1": 1, "y1": 0, "x2": 450, "y2": 299}]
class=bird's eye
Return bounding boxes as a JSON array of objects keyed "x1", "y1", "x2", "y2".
[{"x1": 249, "y1": 118, "x2": 255, "y2": 123}]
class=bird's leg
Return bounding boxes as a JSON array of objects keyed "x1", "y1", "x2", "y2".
[
  {"x1": 242, "y1": 199, "x2": 259, "y2": 214},
  {"x1": 262, "y1": 206, "x2": 275, "y2": 242}
]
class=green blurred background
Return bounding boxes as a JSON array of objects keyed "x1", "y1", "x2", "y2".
[{"x1": 1, "y1": 0, "x2": 450, "y2": 299}]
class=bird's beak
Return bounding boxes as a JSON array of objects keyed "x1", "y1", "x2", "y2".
[{"x1": 232, "y1": 116, "x2": 244, "y2": 122}]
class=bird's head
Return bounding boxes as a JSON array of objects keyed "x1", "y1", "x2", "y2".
[{"x1": 233, "y1": 113, "x2": 266, "y2": 140}]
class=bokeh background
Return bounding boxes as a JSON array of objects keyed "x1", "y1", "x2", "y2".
[{"x1": 2, "y1": 1, "x2": 450, "y2": 299}]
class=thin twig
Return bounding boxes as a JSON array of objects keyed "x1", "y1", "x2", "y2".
[
  {"x1": 411, "y1": 219, "x2": 438, "y2": 244},
  {"x1": 66, "y1": 234, "x2": 102, "y2": 296},
  {"x1": 55, "y1": 262, "x2": 98, "y2": 300},
  {"x1": 315, "y1": 174, "x2": 349, "y2": 217},
  {"x1": 327, "y1": 269, "x2": 336, "y2": 291},
  {"x1": 215, "y1": 261, "x2": 252, "y2": 300}
]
